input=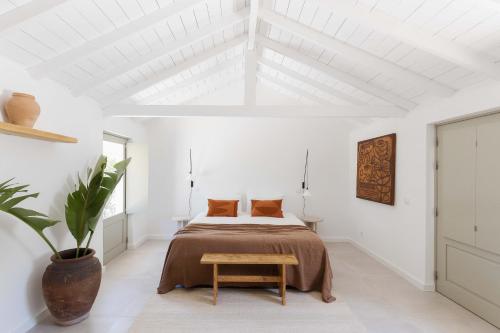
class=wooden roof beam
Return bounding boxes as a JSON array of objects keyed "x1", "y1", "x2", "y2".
[
  {"x1": 258, "y1": 72, "x2": 334, "y2": 106},
  {"x1": 28, "y1": 0, "x2": 205, "y2": 78},
  {"x1": 247, "y1": 0, "x2": 259, "y2": 50},
  {"x1": 72, "y1": 8, "x2": 249, "y2": 96},
  {"x1": 100, "y1": 36, "x2": 247, "y2": 106},
  {"x1": 104, "y1": 104, "x2": 406, "y2": 118},
  {"x1": 256, "y1": 35, "x2": 415, "y2": 110},
  {"x1": 180, "y1": 74, "x2": 244, "y2": 105},
  {"x1": 259, "y1": 8, "x2": 455, "y2": 98},
  {"x1": 258, "y1": 57, "x2": 365, "y2": 105},
  {"x1": 0, "y1": 0, "x2": 68, "y2": 33},
  {"x1": 306, "y1": 0, "x2": 500, "y2": 80},
  {"x1": 137, "y1": 57, "x2": 243, "y2": 105}
]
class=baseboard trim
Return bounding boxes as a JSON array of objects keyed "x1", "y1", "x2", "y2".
[
  {"x1": 320, "y1": 236, "x2": 352, "y2": 243},
  {"x1": 348, "y1": 239, "x2": 435, "y2": 291},
  {"x1": 13, "y1": 307, "x2": 49, "y2": 333},
  {"x1": 147, "y1": 234, "x2": 172, "y2": 241},
  {"x1": 128, "y1": 234, "x2": 149, "y2": 249}
]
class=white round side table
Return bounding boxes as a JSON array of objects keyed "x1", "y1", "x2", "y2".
[
  {"x1": 172, "y1": 216, "x2": 191, "y2": 230},
  {"x1": 300, "y1": 216, "x2": 323, "y2": 233}
]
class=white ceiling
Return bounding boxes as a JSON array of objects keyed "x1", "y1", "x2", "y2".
[{"x1": 1, "y1": 0, "x2": 500, "y2": 117}]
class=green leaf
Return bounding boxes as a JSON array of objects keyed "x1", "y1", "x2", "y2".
[
  {"x1": 0, "y1": 178, "x2": 15, "y2": 190},
  {"x1": 64, "y1": 156, "x2": 130, "y2": 248},
  {"x1": 8, "y1": 207, "x2": 59, "y2": 233},
  {"x1": 113, "y1": 158, "x2": 130, "y2": 172},
  {"x1": 91, "y1": 155, "x2": 107, "y2": 180},
  {"x1": 65, "y1": 192, "x2": 88, "y2": 246},
  {"x1": 4, "y1": 184, "x2": 29, "y2": 193},
  {"x1": 0, "y1": 192, "x2": 39, "y2": 210},
  {"x1": 0, "y1": 179, "x2": 60, "y2": 256},
  {"x1": 86, "y1": 157, "x2": 130, "y2": 233},
  {"x1": 0, "y1": 184, "x2": 30, "y2": 205}
]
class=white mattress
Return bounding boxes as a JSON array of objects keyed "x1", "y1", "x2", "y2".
[{"x1": 189, "y1": 212, "x2": 305, "y2": 226}]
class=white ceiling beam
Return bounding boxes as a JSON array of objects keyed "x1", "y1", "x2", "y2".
[
  {"x1": 258, "y1": 72, "x2": 333, "y2": 106},
  {"x1": 257, "y1": 35, "x2": 415, "y2": 110},
  {"x1": 104, "y1": 104, "x2": 406, "y2": 118},
  {"x1": 28, "y1": 0, "x2": 204, "y2": 78},
  {"x1": 245, "y1": 50, "x2": 257, "y2": 106},
  {"x1": 259, "y1": 57, "x2": 364, "y2": 105},
  {"x1": 259, "y1": 8, "x2": 455, "y2": 98},
  {"x1": 138, "y1": 57, "x2": 243, "y2": 105},
  {"x1": 247, "y1": 0, "x2": 259, "y2": 50},
  {"x1": 306, "y1": 0, "x2": 500, "y2": 80},
  {"x1": 72, "y1": 9, "x2": 249, "y2": 96},
  {"x1": 482, "y1": 0, "x2": 500, "y2": 11},
  {"x1": 100, "y1": 36, "x2": 247, "y2": 106},
  {"x1": 0, "y1": 0, "x2": 68, "y2": 33}
]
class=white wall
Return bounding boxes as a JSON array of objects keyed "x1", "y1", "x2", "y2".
[
  {"x1": 0, "y1": 57, "x2": 103, "y2": 333},
  {"x1": 348, "y1": 79, "x2": 500, "y2": 290},
  {"x1": 147, "y1": 117, "x2": 356, "y2": 240}
]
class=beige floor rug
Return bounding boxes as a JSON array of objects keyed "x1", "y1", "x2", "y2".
[{"x1": 129, "y1": 287, "x2": 365, "y2": 333}]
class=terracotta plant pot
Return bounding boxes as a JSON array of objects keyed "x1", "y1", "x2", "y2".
[
  {"x1": 4, "y1": 92, "x2": 40, "y2": 128},
  {"x1": 42, "y1": 249, "x2": 101, "y2": 326}
]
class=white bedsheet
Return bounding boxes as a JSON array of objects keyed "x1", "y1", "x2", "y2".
[{"x1": 189, "y1": 212, "x2": 305, "y2": 226}]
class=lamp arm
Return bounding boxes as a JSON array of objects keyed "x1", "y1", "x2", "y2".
[
  {"x1": 188, "y1": 148, "x2": 194, "y2": 217},
  {"x1": 303, "y1": 149, "x2": 309, "y2": 189}
]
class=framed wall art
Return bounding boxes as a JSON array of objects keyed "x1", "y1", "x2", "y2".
[{"x1": 356, "y1": 133, "x2": 396, "y2": 205}]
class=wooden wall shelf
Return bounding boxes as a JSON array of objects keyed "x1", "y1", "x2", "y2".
[{"x1": 0, "y1": 122, "x2": 78, "y2": 143}]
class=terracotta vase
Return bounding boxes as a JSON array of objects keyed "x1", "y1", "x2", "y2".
[
  {"x1": 42, "y1": 249, "x2": 102, "y2": 326},
  {"x1": 4, "y1": 92, "x2": 40, "y2": 128}
]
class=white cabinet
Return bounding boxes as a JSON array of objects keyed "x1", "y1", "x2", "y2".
[
  {"x1": 436, "y1": 113, "x2": 500, "y2": 329},
  {"x1": 437, "y1": 122, "x2": 476, "y2": 247},
  {"x1": 476, "y1": 121, "x2": 500, "y2": 255}
]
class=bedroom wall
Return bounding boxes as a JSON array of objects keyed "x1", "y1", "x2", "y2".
[
  {"x1": 348, "y1": 80, "x2": 500, "y2": 290},
  {"x1": 146, "y1": 117, "x2": 356, "y2": 241},
  {"x1": 0, "y1": 56, "x2": 103, "y2": 333}
]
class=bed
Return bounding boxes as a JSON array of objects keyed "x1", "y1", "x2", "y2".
[{"x1": 157, "y1": 212, "x2": 335, "y2": 303}]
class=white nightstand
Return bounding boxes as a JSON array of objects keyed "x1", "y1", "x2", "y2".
[
  {"x1": 300, "y1": 216, "x2": 323, "y2": 233},
  {"x1": 172, "y1": 216, "x2": 191, "y2": 230}
]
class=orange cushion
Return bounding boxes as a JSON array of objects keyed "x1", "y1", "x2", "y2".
[
  {"x1": 207, "y1": 199, "x2": 239, "y2": 217},
  {"x1": 251, "y1": 199, "x2": 284, "y2": 218}
]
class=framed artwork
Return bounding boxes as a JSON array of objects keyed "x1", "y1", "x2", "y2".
[{"x1": 356, "y1": 133, "x2": 396, "y2": 205}]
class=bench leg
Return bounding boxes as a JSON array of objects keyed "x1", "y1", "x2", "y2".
[
  {"x1": 213, "y1": 264, "x2": 218, "y2": 305},
  {"x1": 278, "y1": 265, "x2": 282, "y2": 297},
  {"x1": 280, "y1": 264, "x2": 286, "y2": 305}
]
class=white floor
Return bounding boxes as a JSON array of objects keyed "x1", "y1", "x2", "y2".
[{"x1": 29, "y1": 240, "x2": 499, "y2": 333}]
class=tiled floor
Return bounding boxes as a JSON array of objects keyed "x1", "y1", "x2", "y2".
[{"x1": 29, "y1": 241, "x2": 499, "y2": 333}]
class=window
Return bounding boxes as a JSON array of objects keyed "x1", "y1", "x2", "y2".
[{"x1": 102, "y1": 134, "x2": 127, "y2": 219}]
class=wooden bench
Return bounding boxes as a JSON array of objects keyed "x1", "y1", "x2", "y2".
[{"x1": 200, "y1": 253, "x2": 299, "y2": 305}]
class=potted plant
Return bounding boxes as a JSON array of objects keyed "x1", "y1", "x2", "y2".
[{"x1": 0, "y1": 155, "x2": 130, "y2": 326}]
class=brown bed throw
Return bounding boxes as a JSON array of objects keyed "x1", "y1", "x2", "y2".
[{"x1": 157, "y1": 224, "x2": 335, "y2": 303}]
